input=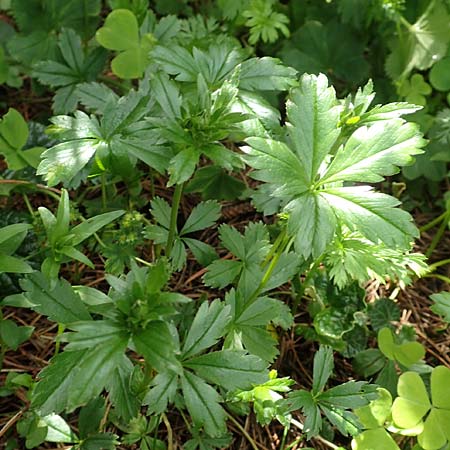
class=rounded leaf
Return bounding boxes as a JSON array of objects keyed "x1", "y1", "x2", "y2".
[
  {"x1": 431, "y1": 365, "x2": 450, "y2": 409},
  {"x1": 352, "y1": 428, "x2": 400, "y2": 450},
  {"x1": 418, "y1": 409, "x2": 447, "y2": 450},
  {"x1": 355, "y1": 388, "x2": 392, "y2": 429},
  {"x1": 96, "y1": 9, "x2": 139, "y2": 51},
  {"x1": 429, "y1": 57, "x2": 450, "y2": 91},
  {"x1": 392, "y1": 372, "x2": 430, "y2": 429}
]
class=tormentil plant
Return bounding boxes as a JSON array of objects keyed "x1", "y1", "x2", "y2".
[{"x1": 6, "y1": 71, "x2": 430, "y2": 448}]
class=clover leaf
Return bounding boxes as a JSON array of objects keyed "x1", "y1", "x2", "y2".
[
  {"x1": 398, "y1": 74, "x2": 431, "y2": 107},
  {"x1": 378, "y1": 327, "x2": 425, "y2": 368},
  {"x1": 96, "y1": 9, "x2": 155, "y2": 79},
  {"x1": 430, "y1": 57, "x2": 450, "y2": 92},
  {"x1": 392, "y1": 367, "x2": 450, "y2": 450}
]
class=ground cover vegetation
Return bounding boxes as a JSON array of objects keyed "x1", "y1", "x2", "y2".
[{"x1": 0, "y1": 0, "x2": 449, "y2": 449}]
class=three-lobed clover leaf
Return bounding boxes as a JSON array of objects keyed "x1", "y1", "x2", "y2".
[
  {"x1": 378, "y1": 327, "x2": 425, "y2": 368},
  {"x1": 0, "y1": 108, "x2": 45, "y2": 170},
  {"x1": 392, "y1": 367, "x2": 450, "y2": 450},
  {"x1": 243, "y1": 73, "x2": 427, "y2": 259}
]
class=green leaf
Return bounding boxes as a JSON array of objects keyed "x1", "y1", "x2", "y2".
[
  {"x1": 312, "y1": 345, "x2": 334, "y2": 395},
  {"x1": 279, "y1": 21, "x2": 369, "y2": 85},
  {"x1": 0, "y1": 108, "x2": 44, "y2": 170},
  {"x1": 20, "y1": 273, "x2": 91, "y2": 324},
  {"x1": 429, "y1": 57, "x2": 450, "y2": 91},
  {"x1": 285, "y1": 390, "x2": 322, "y2": 438},
  {"x1": 182, "y1": 300, "x2": 231, "y2": 359},
  {"x1": 144, "y1": 370, "x2": 178, "y2": 414},
  {"x1": 96, "y1": 9, "x2": 139, "y2": 51},
  {"x1": 354, "y1": 388, "x2": 393, "y2": 429},
  {"x1": 239, "y1": 57, "x2": 297, "y2": 91},
  {"x1": 321, "y1": 187, "x2": 418, "y2": 249},
  {"x1": 0, "y1": 319, "x2": 34, "y2": 350},
  {"x1": 106, "y1": 355, "x2": 140, "y2": 422},
  {"x1": 96, "y1": 9, "x2": 152, "y2": 78},
  {"x1": 352, "y1": 428, "x2": 400, "y2": 450},
  {"x1": 151, "y1": 71, "x2": 182, "y2": 119},
  {"x1": 181, "y1": 370, "x2": 227, "y2": 437},
  {"x1": 133, "y1": 321, "x2": 179, "y2": 372},
  {"x1": 78, "y1": 397, "x2": 106, "y2": 438},
  {"x1": 418, "y1": 408, "x2": 449, "y2": 450},
  {"x1": 321, "y1": 120, "x2": 425, "y2": 185},
  {"x1": 353, "y1": 349, "x2": 386, "y2": 378},
  {"x1": 41, "y1": 413, "x2": 77, "y2": 443},
  {"x1": 79, "y1": 433, "x2": 119, "y2": 450},
  {"x1": 386, "y1": 2, "x2": 450, "y2": 79},
  {"x1": 287, "y1": 73, "x2": 340, "y2": 184},
  {"x1": 430, "y1": 292, "x2": 450, "y2": 323},
  {"x1": 37, "y1": 138, "x2": 99, "y2": 187},
  {"x1": 203, "y1": 259, "x2": 242, "y2": 289},
  {"x1": 378, "y1": 327, "x2": 425, "y2": 367},
  {"x1": 319, "y1": 381, "x2": 378, "y2": 409},
  {"x1": 0, "y1": 253, "x2": 33, "y2": 274},
  {"x1": 183, "y1": 238, "x2": 217, "y2": 267},
  {"x1": 368, "y1": 299, "x2": 400, "y2": 332},
  {"x1": 77, "y1": 82, "x2": 119, "y2": 114},
  {"x1": 71, "y1": 210, "x2": 125, "y2": 245},
  {"x1": 33, "y1": 333, "x2": 128, "y2": 414},
  {"x1": 168, "y1": 147, "x2": 200, "y2": 186},
  {"x1": 183, "y1": 350, "x2": 268, "y2": 390},
  {"x1": 181, "y1": 201, "x2": 221, "y2": 235},
  {"x1": 431, "y1": 365, "x2": 450, "y2": 410},
  {"x1": 392, "y1": 372, "x2": 430, "y2": 429}
]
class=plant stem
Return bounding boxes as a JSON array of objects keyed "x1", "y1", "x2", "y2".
[
  {"x1": 420, "y1": 211, "x2": 448, "y2": 233},
  {"x1": 424, "y1": 273, "x2": 450, "y2": 284},
  {"x1": 22, "y1": 193, "x2": 34, "y2": 216},
  {"x1": 428, "y1": 258, "x2": 450, "y2": 272},
  {"x1": 0, "y1": 180, "x2": 61, "y2": 200},
  {"x1": 162, "y1": 414, "x2": 174, "y2": 450},
  {"x1": 290, "y1": 418, "x2": 339, "y2": 450},
  {"x1": 426, "y1": 213, "x2": 449, "y2": 258},
  {"x1": 101, "y1": 173, "x2": 107, "y2": 212},
  {"x1": 54, "y1": 323, "x2": 65, "y2": 355},
  {"x1": 165, "y1": 183, "x2": 184, "y2": 258},
  {"x1": 225, "y1": 412, "x2": 259, "y2": 450}
]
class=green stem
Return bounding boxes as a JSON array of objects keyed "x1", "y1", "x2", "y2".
[
  {"x1": 428, "y1": 258, "x2": 450, "y2": 272},
  {"x1": 54, "y1": 323, "x2": 65, "y2": 355},
  {"x1": 165, "y1": 183, "x2": 184, "y2": 258},
  {"x1": 423, "y1": 273, "x2": 450, "y2": 284},
  {"x1": 426, "y1": 214, "x2": 448, "y2": 258},
  {"x1": 22, "y1": 193, "x2": 34, "y2": 216},
  {"x1": 101, "y1": 173, "x2": 107, "y2": 212},
  {"x1": 420, "y1": 211, "x2": 448, "y2": 233},
  {"x1": 225, "y1": 411, "x2": 259, "y2": 450}
]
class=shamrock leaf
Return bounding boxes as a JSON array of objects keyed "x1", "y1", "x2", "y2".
[
  {"x1": 377, "y1": 327, "x2": 425, "y2": 368},
  {"x1": 392, "y1": 367, "x2": 450, "y2": 450},
  {"x1": 0, "y1": 108, "x2": 45, "y2": 170},
  {"x1": 96, "y1": 9, "x2": 155, "y2": 79}
]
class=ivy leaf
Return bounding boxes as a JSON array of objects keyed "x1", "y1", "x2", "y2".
[
  {"x1": 386, "y1": 2, "x2": 450, "y2": 80},
  {"x1": 181, "y1": 371, "x2": 227, "y2": 437}
]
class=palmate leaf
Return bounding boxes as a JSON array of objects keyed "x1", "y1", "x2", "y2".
[{"x1": 243, "y1": 73, "x2": 426, "y2": 258}]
